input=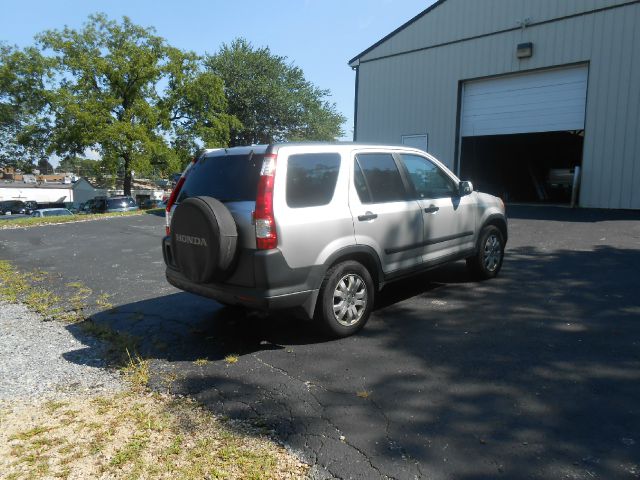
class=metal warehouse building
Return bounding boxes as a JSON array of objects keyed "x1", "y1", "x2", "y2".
[{"x1": 349, "y1": 0, "x2": 640, "y2": 209}]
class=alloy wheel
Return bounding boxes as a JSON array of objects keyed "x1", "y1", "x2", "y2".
[
  {"x1": 332, "y1": 273, "x2": 367, "y2": 326},
  {"x1": 483, "y1": 233, "x2": 502, "y2": 272}
]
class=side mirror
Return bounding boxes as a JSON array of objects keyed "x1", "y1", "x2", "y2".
[{"x1": 459, "y1": 181, "x2": 473, "y2": 196}]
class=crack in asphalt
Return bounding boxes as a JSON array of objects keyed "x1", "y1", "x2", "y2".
[
  {"x1": 253, "y1": 353, "x2": 403, "y2": 480},
  {"x1": 369, "y1": 395, "x2": 424, "y2": 478}
]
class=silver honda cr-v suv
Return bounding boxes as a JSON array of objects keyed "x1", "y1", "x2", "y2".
[{"x1": 162, "y1": 143, "x2": 507, "y2": 337}]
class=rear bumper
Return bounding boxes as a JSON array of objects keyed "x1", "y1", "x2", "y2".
[
  {"x1": 162, "y1": 236, "x2": 323, "y2": 319},
  {"x1": 165, "y1": 267, "x2": 319, "y2": 319}
]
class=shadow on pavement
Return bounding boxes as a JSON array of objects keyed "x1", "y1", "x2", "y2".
[{"x1": 63, "y1": 244, "x2": 640, "y2": 479}]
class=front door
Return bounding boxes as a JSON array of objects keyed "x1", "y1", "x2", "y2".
[
  {"x1": 398, "y1": 153, "x2": 476, "y2": 264},
  {"x1": 349, "y1": 152, "x2": 424, "y2": 274}
]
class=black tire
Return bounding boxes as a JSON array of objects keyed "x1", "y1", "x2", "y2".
[
  {"x1": 315, "y1": 260, "x2": 374, "y2": 338},
  {"x1": 170, "y1": 196, "x2": 238, "y2": 284},
  {"x1": 466, "y1": 225, "x2": 505, "y2": 280}
]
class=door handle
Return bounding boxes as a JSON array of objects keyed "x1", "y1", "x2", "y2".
[
  {"x1": 358, "y1": 212, "x2": 378, "y2": 221},
  {"x1": 424, "y1": 205, "x2": 439, "y2": 214}
]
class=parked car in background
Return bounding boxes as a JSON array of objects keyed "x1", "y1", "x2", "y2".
[
  {"x1": 77, "y1": 199, "x2": 96, "y2": 214},
  {"x1": 0, "y1": 200, "x2": 30, "y2": 215},
  {"x1": 31, "y1": 208, "x2": 74, "y2": 217},
  {"x1": 24, "y1": 201, "x2": 38, "y2": 213},
  {"x1": 142, "y1": 199, "x2": 166, "y2": 209},
  {"x1": 93, "y1": 196, "x2": 139, "y2": 213}
]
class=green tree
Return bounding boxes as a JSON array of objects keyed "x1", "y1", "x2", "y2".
[
  {"x1": 38, "y1": 14, "x2": 236, "y2": 194},
  {"x1": 56, "y1": 156, "x2": 100, "y2": 176},
  {"x1": 206, "y1": 38, "x2": 345, "y2": 146},
  {"x1": 0, "y1": 44, "x2": 53, "y2": 170}
]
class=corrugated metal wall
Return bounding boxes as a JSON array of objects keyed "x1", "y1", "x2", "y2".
[{"x1": 354, "y1": 0, "x2": 640, "y2": 209}]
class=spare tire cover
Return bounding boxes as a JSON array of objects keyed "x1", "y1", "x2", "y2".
[{"x1": 170, "y1": 196, "x2": 238, "y2": 283}]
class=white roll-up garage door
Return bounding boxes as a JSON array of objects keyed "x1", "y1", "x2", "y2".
[{"x1": 460, "y1": 65, "x2": 588, "y2": 137}]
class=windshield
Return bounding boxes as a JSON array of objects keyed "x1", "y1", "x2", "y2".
[{"x1": 177, "y1": 153, "x2": 263, "y2": 203}]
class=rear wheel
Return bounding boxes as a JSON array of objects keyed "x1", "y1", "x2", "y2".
[
  {"x1": 466, "y1": 225, "x2": 505, "y2": 279},
  {"x1": 315, "y1": 261, "x2": 374, "y2": 337}
]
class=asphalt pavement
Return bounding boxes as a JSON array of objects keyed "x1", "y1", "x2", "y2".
[{"x1": 1, "y1": 206, "x2": 639, "y2": 479}]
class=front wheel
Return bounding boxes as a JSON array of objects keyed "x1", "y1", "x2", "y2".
[
  {"x1": 466, "y1": 225, "x2": 505, "y2": 279},
  {"x1": 315, "y1": 260, "x2": 374, "y2": 337}
]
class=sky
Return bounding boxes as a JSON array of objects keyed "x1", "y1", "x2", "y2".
[{"x1": 1, "y1": 0, "x2": 435, "y2": 142}]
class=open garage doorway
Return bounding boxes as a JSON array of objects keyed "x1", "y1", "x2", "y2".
[
  {"x1": 458, "y1": 64, "x2": 589, "y2": 205},
  {"x1": 459, "y1": 131, "x2": 583, "y2": 204}
]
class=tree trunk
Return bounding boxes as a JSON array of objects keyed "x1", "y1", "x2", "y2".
[{"x1": 123, "y1": 153, "x2": 132, "y2": 196}]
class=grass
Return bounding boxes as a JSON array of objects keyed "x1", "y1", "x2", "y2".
[
  {"x1": 0, "y1": 259, "x2": 309, "y2": 479},
  {"x1": 1, "y1": 392, "x2": 308, "y2": 479},
  {"x1": 0, "y1": 208, "x2": 163, "y2": 230},
  {"x1": 0, "y1": 261, "x2": 86, "y2": 322}
]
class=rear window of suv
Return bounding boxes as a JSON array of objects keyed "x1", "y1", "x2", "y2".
[
  {"x1": 177, "y1": 153, "x2": 263, "y2": 203},
  {"x1": 286, "y1": 153, "x2": 340, "y2": 208}
]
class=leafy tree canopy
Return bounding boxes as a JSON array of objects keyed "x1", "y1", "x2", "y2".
[
  {"x1": 36, "y1": 14, "x2": 236, "y2": 194},
  {"x1": 1, "y1": 19, "x2": 346, "y2": 193},
  {"x1": 0, "y1": 43, "x2": 54, "y2": 170},
  {"x1": 206, "y1": 38, "x2": 345, "y2": 146}
]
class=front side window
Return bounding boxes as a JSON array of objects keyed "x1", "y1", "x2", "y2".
[
  {"x1": 286, "y1": 153, "x2": 340, "y2": 208},
  {"x1": 400, "y1": 154, "x2": 456, "y2": 199},
  {"x1": 354, "y1": 153, "x2": 407, "y2": 204}
]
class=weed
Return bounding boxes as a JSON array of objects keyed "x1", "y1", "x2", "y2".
[
  {"x1": 224, "y1": 354, "x2": 239, "y2": 365},
  {"x1": 109, "y1": 433, "x2": 149, "y2": 467},
  {"x1": 44, "y1": 400, "x2": 68, "y2": 413},
  {"x1": 194, "y1": 358, "x2": 209, "y2": 366},
  {"x1": 95, "y1": 293, "x2": 113, "y2": 310},
  {"x1": 122, "y1": 349, "x2": 150, "y2": 389},
  {"x1": 0, "y1": 260, "x2": 30, "y2": 302},
  {"x1": 79, "y1": 319, "x2": 139, "y2": 365},
  {"x1": 10, "y1": 426, "x2": 52, "y2": 441},
  {"x1": 356, "y1": 390, "x2": 371, "y2": 399},
  {"x1": 25, "y1": 289, "x2": 62, "y2": 317}
]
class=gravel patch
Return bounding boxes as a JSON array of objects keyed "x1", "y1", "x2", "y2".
[{"x1": 0, "y1": 301, "x2": 124, "y2": 401}]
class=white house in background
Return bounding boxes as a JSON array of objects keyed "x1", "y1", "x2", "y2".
[
  {"x1": 1, "y1": 176, "x2": 168, "y2": 207},
  {"x1": 0, "y1": 178, "x2": 105, "y2": 206}
]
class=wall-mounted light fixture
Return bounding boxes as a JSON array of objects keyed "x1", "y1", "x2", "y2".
[{"x1": 517, "y1": 42, "x2": 533, "y2": 59}]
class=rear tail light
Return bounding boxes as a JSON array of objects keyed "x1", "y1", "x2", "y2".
[
  {"x1": 165, "y1": 156, "x2": 199, "y2": 235},
  {"x1": 254, "y1": 154, "x2": 277, "y2": 250}
]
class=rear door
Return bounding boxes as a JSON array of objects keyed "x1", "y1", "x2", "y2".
[
  {"x1": 349, "y1": 151, "x2": 424, "y2": 274},
  {"x1": 398, "y1": 153, "x2": 476, "y2": 264}
]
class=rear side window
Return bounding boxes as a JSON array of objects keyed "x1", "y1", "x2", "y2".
[
  {"x1": 178, "y1": 153, "x2": 263, "y2": 203},
  {"x1": 354, "y1": 153, "x2": 407, "y2": 204},
  {"x1": 286, "y1": 153, "x2": 340, "y2": 208}
]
